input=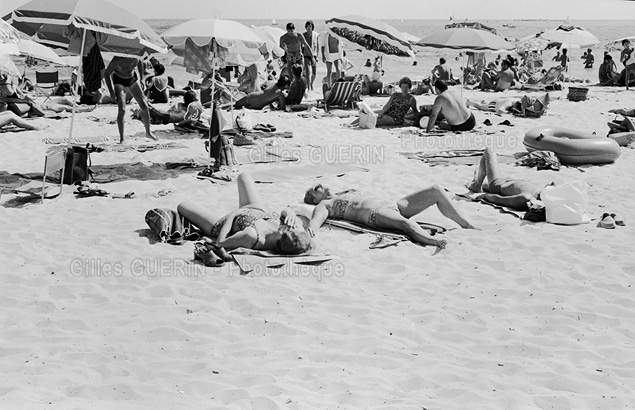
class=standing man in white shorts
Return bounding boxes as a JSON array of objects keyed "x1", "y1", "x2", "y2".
[{"x1": 320, "y1": 32, "x2": 343, "y2": 87}]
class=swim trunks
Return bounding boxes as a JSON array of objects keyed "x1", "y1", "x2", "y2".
[
  {"x1": 367, "y1": 201, "x2": 400, "y2": 229},
  {"x1": 449, "y1": 112, "x2": 476, "y2": 132},
  {"x1": 112, "y1": 73, "x2": 138, "y2": 87}
]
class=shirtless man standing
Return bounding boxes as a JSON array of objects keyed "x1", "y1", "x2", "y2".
[
  {"x1": 466, "y1": 147, "x2": 542, "y2": 211},
  {"x1": 280, "y1": 23, "x2": 314, "y2": 78},
  {"x1": 426, "y1": 80, "x2": 475, "y2": 132},
  {"x1": 104, "y1": 56, "x2": 157, "y2": 143}
]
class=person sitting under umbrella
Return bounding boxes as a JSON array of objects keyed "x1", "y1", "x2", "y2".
[
  {"x1": 103, "y1": 56, "x2": 157, "y2": 143},
  {"x1": 233, "y1": 76, "x2": 291, "y2": 110},
  {"x1": 277, "y1": 64, "x2": 306, "y2": 110},
  {"x1": 599, "y1": 54, "x2": 619, "y2": 86},
  {"x1": 351, "y1": 77, "x2": 419, "y2": 127},
  {"x1": 481, "y1": 59, "x2": 515, "y2": 91},
  {"x1": 425, "y1": 80, "x2": 475, "y2": 132},
  {"x1": 0, "y1": 73, "x2": 45, "y2": 117},
  {"x1": 431, "y1": 57, "x2": 453, "y2": 91},
  {"x1": 144, "y1": 62, "x2": 169, "y2": 103}
]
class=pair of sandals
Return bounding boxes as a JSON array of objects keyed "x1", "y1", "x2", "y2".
[
  {"x1": 193, "y1": 241, "x2": 232, "y2": 267},
  {"x1": 483, "y1": 119, "x2": 514, "y2": 127},
  {"x1": 597, "y1": 213, "x2": 625, "y2": 229},
  {"x1": 252, "y1": 123, "x2": 276, "y2": 132}
]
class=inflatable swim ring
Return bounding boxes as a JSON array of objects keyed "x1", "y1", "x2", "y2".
[
  {"x1": 524, "y1": 126, "x2": 621, "y2": 165},
  {"x1": 608, "y1": 132, "x2": 635, "y2": 147}
]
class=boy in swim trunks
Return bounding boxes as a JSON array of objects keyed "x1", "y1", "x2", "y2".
[
  {"x1": 426, "y1": 80, "x2": 475, "y2": 132},
  {"x1": 466, "y1": 147, "x2": 542, "y2": 210},
  {"x1": 280, "y1": 23, "x2": 315, "y2": 80},
  {"x1": 302, "y1": 21, "x2": 319, "y2": 91},
  {"x1": 103, "y1": 56, "x2": 157, "y2": 143},
  {"x1": 304, "y1": 183, "x2": 476, "y2": 249}
]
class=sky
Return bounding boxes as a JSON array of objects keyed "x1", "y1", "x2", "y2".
[{"x1": 1, "y1": 0, "x2": 634, "y2": 20}]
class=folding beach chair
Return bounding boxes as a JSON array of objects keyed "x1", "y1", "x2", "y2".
[
  {"x1": 522, "y1": 66, "x2": 564, "y2": 91},
  {"x1": 0, "y1": 147, "x2": 67, "y2": 203},
  {"x1": 319, "y1": 80, "x2": 362, "y2": 111},
  {"x1": 34, "y1": 70, "x2": 59, "y2": 101}
]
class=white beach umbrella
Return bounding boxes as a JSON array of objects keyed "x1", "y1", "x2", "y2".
[
  {"x1": 18, "y1": 39, "x2": 64, "y2": 65},
  {"x1": 0, "y1": 19, "x2": 20, "y2": 55},
  {"x1": 540, "y1": 25, "x2": 599, "y2": 49}
]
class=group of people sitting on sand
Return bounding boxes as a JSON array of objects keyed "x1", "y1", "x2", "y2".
[{"x1": 176, "y1": 144, "x2": 549, "y2": 264}]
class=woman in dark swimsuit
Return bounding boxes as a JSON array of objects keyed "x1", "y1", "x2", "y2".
[
  {"x1": 104, "y1": 56, "x2": 157, "y2": 143},
  {"x1": 352, "y1": 76, "x2": 420, "y2": 127},
  {"x1": 178, "y1": 173, "x2": 314, "y2": 254}
]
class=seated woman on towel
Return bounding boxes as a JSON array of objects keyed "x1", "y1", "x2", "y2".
[
  {"x1": 178, "y1": 173, "x2": 314, "y2": 254},
  {"x1": 0, "y1": 73, "x2": 45, "y2": 117},
  {"x1": 0, "y1": 111, "x2": 40, "y2": 131},
  {"x1": 352, "y1": 76, "x2": 420, "y2": 127},
  {"x1": 144, "y1": 62, "x2": 169, "y2": 103},
  {"x1": 303, "y1": 183, "x2": 476, "y2": 250},
  {"x1": 146, "y1": 90, "x2": 203, "y2": 126},
  {"x1": 466, "y1": 147, "x2": 543, "y2": 211},
  {"x1": 233, "y1": 76, "x2": 291, "y2": 110}
]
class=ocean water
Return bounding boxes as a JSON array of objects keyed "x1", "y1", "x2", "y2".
[{"x1": 147, "y1": 19, "x2": 634, "y2": 85}]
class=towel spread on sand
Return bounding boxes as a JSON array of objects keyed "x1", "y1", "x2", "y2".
[
  {"x1": 400, "y1": 150, "x2": 516, "y2": 166},
  {"x1": 451, "y1": 189, "x2": 525, "y2": 218},
  {"x1": 324, "y1": 219, "x2": 447, "y2": 239},
  {"x1": 229, "y1": 248, "x2": 335, "y2": 273},
  {"x1": 250, "y1": 163, "x2": 369, "y2": 183}
]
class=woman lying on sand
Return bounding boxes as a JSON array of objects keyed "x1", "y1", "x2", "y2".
[
  {"x1": 41, "y1": 97, "x2": 96, "y2": 113},
  {"x1": 178, "y1": 173, "x2": 314, "y2": 259},
  {"x1": 303, "y1": 183, "x2": 476, "y2": 249},
  {"x1": 233, "y1": 76, "x2": 291, "y2": 110},
  {"x1": 466, "y1": 147, "x2": 543, "y2": 210},
  {"x1": 0, "y1": 111, "x2": 40, "y2": 131}
]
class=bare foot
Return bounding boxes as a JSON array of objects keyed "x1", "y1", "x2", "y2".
[
  {"x1": 465, "y1": 180, "x2": 482, "y2": 193},
  {"x1": 436, "y1": 239, "x2": 447, "y2": 249},
  {"x1": 146, "y1": 132, "x2": 158, "y2": 141}
]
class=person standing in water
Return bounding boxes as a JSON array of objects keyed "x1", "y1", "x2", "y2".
[{"x1": 103, "y1": 56, "x2": 157, "y2": 143}]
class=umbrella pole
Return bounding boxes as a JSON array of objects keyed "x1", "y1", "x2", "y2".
[
  {"x1": 356, "y1": 50, "x2": 366, "y2": 78},
  {"x1": 68, "y1": 28, "x2": 87, "y2": 147}
]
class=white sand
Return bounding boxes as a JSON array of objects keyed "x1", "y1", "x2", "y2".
[{"x1": 1, "y1": 84, "x2": 634, "y2": 409}]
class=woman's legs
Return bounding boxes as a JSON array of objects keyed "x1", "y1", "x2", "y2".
[
  {"x1": 466, "y1": 147, "x2": 500, "y2": 193},
  {"x1": 0, "y1": 111, "x2": 38, "y2": 130},
  {"x1": 397, "y1": 184, "x2": 475, "y2": 229},
  {"x1": 236, "y1": 173, "x2": 267, "y2": 211},
  {"x1": 375, "y1": 114, "x2": 398, "y2": 127},
  {"x1": 114, "y1": 84, "x2": 127, "y2": 143},
  {"x1": 372, "y1": 210, "x2": 446, "y2": 248},
  {"x1": 177, "y1": 201, "x2": 223, "y2": 237},
  {"x1": 128, "y1": 81, "x2": 157, "y2": 141}
]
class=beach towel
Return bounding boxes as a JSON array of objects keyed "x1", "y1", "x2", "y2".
[
  {"x1": 400, "y1": 150, "x2": 516, "y2": 166},
  {"x1": 452, "y1": 190, "x2": 525, "y2": 219},
  {"x1": 89, "y1": 163, "x2": 197, "y2": 183},
  {"x1": 230, "y1": 248, "x2": 335, "y2": 274},
  {"x1": 250, "y1": 163, "x2": 369, "y2": 183},
  {"x1": 324, "y1": 219, "x2": 447, "y2": 239}
]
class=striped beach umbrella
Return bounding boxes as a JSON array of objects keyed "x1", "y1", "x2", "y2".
[
  {"x1": 325, "y1": 15, "x2": 415, "y2": 58},
  {"x1": 2, "y1": 0, "x2": 167, "y2": 56}
]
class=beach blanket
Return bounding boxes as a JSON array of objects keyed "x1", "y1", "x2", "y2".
[
  {"x1": 451, "y1": 189, "x2": 525, "y2": 219},
  {"x1": 324, "y1": 219, "x2": 447, "y2": 248},
  {"x1": 251, "y1": 163, "x2": 369, "y2": 183},
  {"x1": 229, "y1": 248, "x2": 335, "y2": 273},
  {"x1": 400, "y1": 150, "x2": 516, "y2": 166},
  {"x1": 89, "y1": 163, "x2": 198, "y2": 183}
]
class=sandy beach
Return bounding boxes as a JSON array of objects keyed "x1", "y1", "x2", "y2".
[{"x1": 1, "y1": 74, "x2": 633, "y2": 409}]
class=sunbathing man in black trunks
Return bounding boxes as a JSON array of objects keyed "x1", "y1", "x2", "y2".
[{"x1": 104, "y1": 56, "x2": 157, "y2": 143}]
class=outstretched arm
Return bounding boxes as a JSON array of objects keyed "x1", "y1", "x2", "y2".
[
  {"x1": 307, "y1": 202, "x2": 331, "y2": 237},
  {"x1": 426, "y1": 99, "x2": 442, "y2": 132}
]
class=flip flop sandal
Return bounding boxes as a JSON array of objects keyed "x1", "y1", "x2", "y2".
[
  {"x1": 197, "y1": 167, "x2": 215, "y2": 178},
  {"x1": 369, "y1": 235, "x2": 406, "y2": 249},
  {"x1": 483, "y1": 119, "x2": 492, "y2": 126},
  {"x1": 499, "y1": 120, "x2": 514, "y2": 126},
  {"x1": 597, "y1": 213, "x2": 616, "y2": 229},
  {"x1": 611, "y1": 213, "x2": 625, "y2": 226},
  {"x1": 193, "y1": 243, "x2": 225, "y2": 267}
]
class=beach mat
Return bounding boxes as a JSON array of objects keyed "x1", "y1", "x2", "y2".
[
  {"x1": 251, "y1": 164, "x2": 369, "y2": 183},
  {"x1": 325, "y1": 219, "x2": 447, "y2": 240},
  {"x1": 451, "y1": 189, "x2": 525, "y2": 219},
  {"x1": 230, "y1": 248, "x2": 334, "y2": 273},
  {"x1": 234, "y1": 148, "x2": 299, "y2": 164},
  {"x1": 400, "y1": 150, "x2": 516, "y2": 166},
  {"x1": 90, "y1": 163, "x2": 200, "y2": 183}
]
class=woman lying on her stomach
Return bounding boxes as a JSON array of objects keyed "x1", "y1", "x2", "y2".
[
  {"x1": 303, "y1": 181, "x2": 476, "y2": 250},
  {"x1": 178, "y1": 173, "x2": 314, "y2": 261},
  {"x1": 233, "y1": 76, "x2": 291, "y2": 110}
]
